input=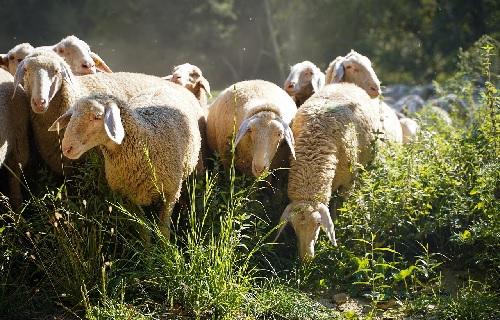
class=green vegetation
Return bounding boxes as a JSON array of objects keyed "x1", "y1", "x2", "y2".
[{"x1": 1, "y1": 37, "x2": 499, "y2": 319}]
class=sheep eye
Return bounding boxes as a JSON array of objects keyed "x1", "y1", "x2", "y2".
[
  {"x1": 58, "y1": 48, "x2": 64, "y2": 54},
  {"x1": 17, "y1": 58, "x2": 22, "y2": 63}
]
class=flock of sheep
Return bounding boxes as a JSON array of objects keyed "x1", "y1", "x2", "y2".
[{"x1": 1, "y1": 35, "x2": 422, "y2": 261}]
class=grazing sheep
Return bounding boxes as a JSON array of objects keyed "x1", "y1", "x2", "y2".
[
  {"x1": 206, "y1": 80, "x2": 297, "y2": 177},
  {"x1": 283, "y1": 61, "x2": 325, "y2": 107},
  {"x1": 163, "y1": 63, "x2": 211, "y2": 107},
  {"x1": 0, "y1": 68, "x2": 30, "y2": 209},
  {"x1": 14, "y1": 50, "x2": 170, "y2": 174},
  {"x1": 325, "y1": 50, "x2": 403, "y2": 143},
  {"x1": 276, "y1": 83, "x2": 381, "y2": 260},
  {"x1": 2, "y1": 35, "x2": 111, "y2": 76},
  {"x1": 49, "y1": 90, "x2": 201, "y2": 238},
  {"x1": 0, "y1": 43, "x2": 35, "y2": 76}
]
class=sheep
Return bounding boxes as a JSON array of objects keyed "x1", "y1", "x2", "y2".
[
  {"x1": 0, "y1": 43, "x2": 35, "y2": 76},
  {"x1": 48, "y1": 89, "x2": 201, "y2": 238},
  {"x1": 283, "y1": 61, "x2": 325, "y2": 107},
  {"x1": 399, "y1": 117, "x2": 419, "y2": 143},
  {"x1": 275, "y1": 83, "x2": 382, "y2": 260},
  {"x1": 1, "y1": 35, "x2": 111, "y2": 76},
  {"x1": 163, "y1": 63, "x2": 211, "y2": 107},
  {"x1": 0, "y1": 68, "x2": 30, "y2": 209},
  {"x1": 325, "y1": 50, "x2": 403, "y2": 143},
  {"x1": 14, "y1": 50, "x2": 171, "y2": 174},
  {"x1": 206, "y1": 80, "x2": 297, "y2": 177}
]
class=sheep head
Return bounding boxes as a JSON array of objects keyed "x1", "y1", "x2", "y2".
[
  {"x1": 284, "y1": 61, "x2": 325, "y2": 98},
  {"x1": 1, "y1": 43, "x2": 34, "y2": 75},
  {"x1": 165, "y1": 63, "x2": 211, "y2": 98},
  {"x1": 14, "y1": 50, "x2": 75, "y2": 113},
  {"x1": 276, "y1": 201, "x2": 337, "y2": 261},
  {"x1": 48, "y1": 94, "x2": 125, "y2": 159},
  {"x1": 53, "y1": 35, "x2": 112, "y2": 75},
  {"x1": 234, "y1": 105, "x2": 295, "y2": 177},
  {"x1": 325, "y1": 50, "x2": 381, "y2": 98}
]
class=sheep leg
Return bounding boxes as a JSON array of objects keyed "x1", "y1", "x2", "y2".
[
  {"x1": 159, "y1": 201, "x2": 175, "y2": 240},
  {"x1": 6, "y1": 161, "x2": 23, "y2": 211}
]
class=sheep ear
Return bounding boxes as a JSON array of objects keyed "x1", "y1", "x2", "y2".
[
  {"x1": 274, "y1": 203, "x2": 294, "y2": 242},
  {"x1": 48, "y1": 110, "x2": 72, "y2": 132},
  {"x1": 48, "y1": 76, "x2": 62, "y2": 103},
  {"x1": 104, "y1": 102, "x2": 125, "y2": 144},
  {"x1": 12, "y1": 59, "x2": 26, "y2": 99},
  {"x1": 234, "y1": 116, "x2": 254, "y2": 147},
  {"x1": 198, "y1": 76, "x2": 212, "y2": 97},
  {"x1": 60, "y1": 61, "x2": 75, "y2": 85},
  {"x1": 162, "y1": 75, "x2": 173, "y2": 80},
  {"x1": 325, "y1": 56, "x2": 345, "y2": 84},
  {"x1": 0, "y1": 54, "x2": 7, "y2": 69},
  {"x1": 311, "y1": 70, "x2": 325, "y2": 93},
  {"x1": 91, "y1": 52, "x2": 112, "y2": 73},
  {"x1": 280, "y1": 119, "x2": 295, "y2": 160},
  {"x1": 317, "y1": 203, "x2": 337, "y2": 246}
]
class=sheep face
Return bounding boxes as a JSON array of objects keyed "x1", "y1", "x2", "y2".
[
  {"x1": 14, "y1": 51, "x2": 74, "y2": 113},
  {"x1": 53, "y1": 36, "x2": 97, "y2": 75},
  {"x1": 49, "y1": 96, "x2": 125, "y2": 159},
  {"x1": 1, "y1": 43, "x2": 34, "y2": 75},
  {"x1": 284, "y1": 61, "x2": 324, "y2": 97},
  {"x1": 235, "y1": 111, "x2": 295, "y2": 177},
  {"x1": 167, "y1": 63, "x2": 211, "y2": 97},
  {"x1": 52, "y1": 35, "x2": 112, "y2": 75},
  {"x1": 326, "y1": 51, "x2": 381, "y2": 98},
  {"x1": 277, "y1": 202, "x2": 337, "y2": 261}
]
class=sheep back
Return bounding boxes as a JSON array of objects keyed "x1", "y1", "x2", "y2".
[{"x1": 288, "y1": 83, "x2": 379, "y2": 204}]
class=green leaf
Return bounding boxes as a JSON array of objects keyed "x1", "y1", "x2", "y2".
[
  {"x1": 394, "y1": 265, "x2": 416, "y2": 281},
  {"x1": 374, "y1": 247, "x2": 399, "y2": 254}
]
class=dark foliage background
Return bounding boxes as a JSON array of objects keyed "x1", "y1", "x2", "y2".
[{"x1": 1, "y1": 0, "x2": 498, "y2": 88}]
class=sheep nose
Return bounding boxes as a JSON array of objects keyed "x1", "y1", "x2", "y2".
[
  {"x1": 252, "y1": 163, "x2": 267, "y2": 177},
  {"x1": 287, "y1": 82, "x2": 296, "y2": 89},
  {"x1": 31, "y1": 97, "x2": 47, "y2": 112},
  {"x1": 82, "y1": 61, "x2": 94, "y2": 69},
  {"x1": 63, "y1": 145, "x2": 73, "y2": 156}
]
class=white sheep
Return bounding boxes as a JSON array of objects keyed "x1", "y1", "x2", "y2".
[
  {"x1": 283, "y1": 61, "x2": 325, "y2": 107},
  {"x1": 0, "y1": 68, "x2": 30, "y2": 209},
  {"x1": 49, "y1": 89, "x2": 201, "y2": 238},
  {"x1": 276, "y1": 83, "x2": 381, "y2": 260},
  {"x1": 206, "y1": 80, "x2": 297, "y2": 177},
  {"x1": 399, "y1": 117, "x2": 419, "y2": 143},
  {"x1": 1, "y1": 35, "x2": 111, "y2": 76},
  {"x1": 325, "y1": 50, "x2": 405, "y2": 143},
  {"x1": 0, "y1": 43, "x2": 35, "y2": 75},
  {"x1": 163, "y1": 63, "x2": 211, "y2": 107},
  {"x1": 14, "y1": 50, "x2": 171, "y2": 174}
]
